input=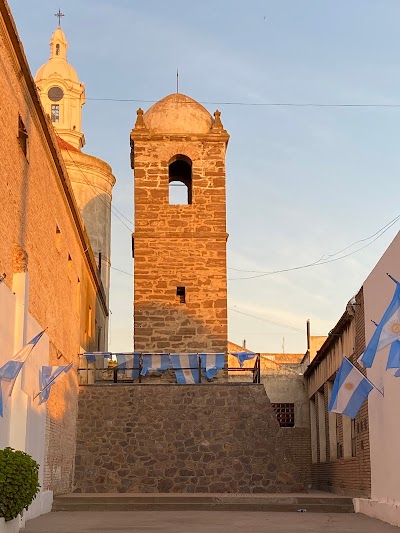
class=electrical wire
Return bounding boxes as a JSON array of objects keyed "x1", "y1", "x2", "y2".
[
  {"x1": 229, "y1": 212, "x2": 400, "y2": 274},
  {"x1": 228, "y1": 307, "x2": 305, "y2": 333},
  {"x1": 229, "y1": 213, "x2": 400, "y2": 280},
  {"x1": 64, "y1": 148, "x2": 133, "y2": 232},
  {"x1": 58, "y1": 95, "x2": 400, "y2": 108}
]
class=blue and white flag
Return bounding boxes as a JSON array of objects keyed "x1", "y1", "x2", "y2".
[
  {"x1": 199, "y1": 353, "x2": 225, "y2": 379},
  {"x1": 170, "y1": 354, "x2": 199, "y2": 384},
  {"x1": 359, "y1": 282, "x2": 400, "y2": 368},
  {"x1": 82, "y1": 352, "x2": 112, "y2": 364},
  {"x1": 0, "y1": 330, "x2": 45, "y2": 417},
  {"x1": 141, "y1": 354, "x2": 170, "y2": 376},
  {"x1": 328, "y1": 357, "x2": 376, "y2": 419},
  {"x1": 386, "y1": 341, "x2": 400, "y2": 371},
  {"x1": 116, "y1": 353, "x2": 140, "y2": 379},
  {"x1": 230, "y1": 351, "x2": 256, "y2": 368},
  {"x1": 36, "y1": 363, "x2": 73, "y2": 405}
]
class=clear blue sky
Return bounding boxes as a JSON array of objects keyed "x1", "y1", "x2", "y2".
[{"x1": 9, "y1": 0, "x2": 400, "y2": 354}]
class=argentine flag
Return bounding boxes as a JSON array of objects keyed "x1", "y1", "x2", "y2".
[
  {"x1": 116, "y1": 353, "x2": 140, "y2": 379},
  {"x1": 170, "y1": 354, "x2": 199, "y2": 384},
  {"x1": 36, "y1": 363, "x2": 73, "y2": 404},
  {"x1": 359, "y1": 282, "x2": 400, "y2": 368},
  {"x1": 141, "y1": 354, "x2": 170, "y2": 376},
  {"x1": 199, "y1": 353, "x2": 225, "y2": 379},
  {"x1": 386, "y1": 341, "x2": 400, "y2": 372},
  {"x1": 230, "y1": 351, "x2": 256, "y2": 368},
  {"x1": 0, "y1": 330, "x2": 45, "y2": 417},
  {"x1": 82, "y1": 352, "x2": 112, "y2": 364},
  {"x1": 328, "y1": 357, "x2": 375, "y2": 419}
]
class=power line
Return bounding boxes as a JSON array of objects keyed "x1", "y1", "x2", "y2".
[
  {"x1": 228, "y1": 307, "x2": 305, "y2": 333},
  {"x1": 110, "y1": 265, "x2": 133, "y2": 276},
  {"x1": 64, "y1": 148, "x2": 133, "y2": 232},
  {"x1": 228, "y1": 213, "x2": 400, "y2": 280},
  {"x1": 58, "y1": 95, "x2": 400, "y2": 108}
]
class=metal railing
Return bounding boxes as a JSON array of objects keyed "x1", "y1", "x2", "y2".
[{"x1": 78, "y1": 353, "x2": 261, "y2": 384}]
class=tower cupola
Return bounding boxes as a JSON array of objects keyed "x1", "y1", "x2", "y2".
[{"x1": 34, "y1": 27, "x2": 86, "y2": 149}]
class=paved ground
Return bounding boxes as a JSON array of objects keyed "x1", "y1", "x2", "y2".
[{"x1": 23, "y1": 511, "x2": 400, "y2": 533}]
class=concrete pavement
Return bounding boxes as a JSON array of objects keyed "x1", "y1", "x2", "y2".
[{"x1": 23, "y1": 511, "x2": 400, "y2": 532}]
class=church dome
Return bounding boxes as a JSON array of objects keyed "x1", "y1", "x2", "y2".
[
  {"x1": 144, "y1": 93, "x2": 213, "y2": 134},
  {"x1": 34, "y1": 27, "x2": 79, "y2": 84}
]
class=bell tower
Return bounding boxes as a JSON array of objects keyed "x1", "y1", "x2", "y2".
[
  {"x1": 35, "y1": 24, "x2": 116, "y2": 348},
  {"x1": 131, "y1": 93, "x2": 229, "y2": 353},
  {"x1": 35, "y1": 26, "x2": 85, "y2": 150}
]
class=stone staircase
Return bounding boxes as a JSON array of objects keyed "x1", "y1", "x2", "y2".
[{"x1": 52, "y1": 493, "x2": 354, "y2": 513}]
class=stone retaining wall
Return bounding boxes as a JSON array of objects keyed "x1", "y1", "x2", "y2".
[{"x1": 74, "y1": 384, "x2": 304, "y2": 493}]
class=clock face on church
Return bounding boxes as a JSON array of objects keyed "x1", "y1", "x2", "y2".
[{"x1": 48, "y1": 86, "x2": 64, "y2": 102}]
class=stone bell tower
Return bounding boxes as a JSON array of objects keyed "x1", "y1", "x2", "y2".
[{"x1": 131, "y1": 93, "x2": 229, "y2": 353}]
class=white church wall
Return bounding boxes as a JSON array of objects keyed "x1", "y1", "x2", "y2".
[
  {"x1": 0, "y1": 279, "x2": 53, "y2": 529},
  {"x1": 0, "y1": 282, "x2": 16, "y2": 449},
  {"x1": 354, "y1": 230, "x2": 400, "y2": 527}
]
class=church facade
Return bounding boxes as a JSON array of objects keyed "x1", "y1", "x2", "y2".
[{"x1": 0, "y1": 2, "x2": 114, "y2": 528}]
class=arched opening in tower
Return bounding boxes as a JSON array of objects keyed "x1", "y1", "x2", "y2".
[{"x1": 168, "y1": 155, "x2": 192, "y2": 205}]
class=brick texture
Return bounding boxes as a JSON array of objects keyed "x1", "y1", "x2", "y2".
[
  {"x1": 74, "y1": 384, "x2": 305, "y2": 494},
  {"x1": 310, "y1": 288, "x2": 371, "y2": 497},
  {"x1": 131, "y1": 119, "x2": 229, "y2": 354},
  {"x1": 0, "y1": 7, "x2": 107, "y2": 494}
]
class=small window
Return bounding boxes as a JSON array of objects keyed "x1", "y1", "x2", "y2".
[
  {"x1": 56, "y1": 43, "x2": 60, "y2": 56},
  {"x1": 176, "y1": 286, "x2": 186, "y2": 304},
  {"x1": 88, "y1": 306, "x2": 93, "y2": 338},
  {"x1": 51, "y1": 104, "x2": 60, "y2": 123},
  {"x1": 55, "y1": 225, "x2": 61, "y2": 252},
  {"x1": 97, "y1": 326, "x2": 102, "y2": 351},
  {"x1": 271, "y1": 403, "x2": 295, "y2": 428},
  {"x1": 169, "y1": 155, "x2": 192, "y2": 205},
  {"x1": 18, "y1": 116, "x2": 28, "y2": 158},
  {"x1": 76, "y1": 278, "x2": 81, "y2": 315},
  {"x1": 68, "y1": 253, "x2": 73, "y2": 280}
]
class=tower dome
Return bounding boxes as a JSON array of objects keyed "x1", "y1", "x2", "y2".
[
  {"x1": 35, "y1": 28, "x2": 79, "y2": 83},
  {"x1": 34, "y1": 26, "x2": 85, "y2": 150},
  {"x1": 143, "y1": 93, "x2": 213, "y2": 134}
]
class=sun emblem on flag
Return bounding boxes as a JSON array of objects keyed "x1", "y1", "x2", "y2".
[
  {"x1": 183, "y1": 370, "x2": 191, "y2": 377},
  {"x1": 345, "y1": 382, "x2": 355, "y2": 391},
  {"x1": 389, "y1": 319, "x2": 400, "y2": 335}
]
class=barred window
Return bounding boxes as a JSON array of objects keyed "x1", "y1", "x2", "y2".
[
  {"x1": 271, "y1": 403, "x2": 295, "y2": 428},
  {"x1": 51, "y1": 104, "x2": 60, "y2": 122}
]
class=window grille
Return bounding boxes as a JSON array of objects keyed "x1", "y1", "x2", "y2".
[
  {"x1": 271, "y1": 403, "x2": 294, "y2": 427},
  {"x1": 51, "y1": 104, "x2": 60, "y2": 122}
]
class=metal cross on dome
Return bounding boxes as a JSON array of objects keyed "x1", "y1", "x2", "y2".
[{"x1": 54, "y1": 8, "x2": 65, "y2": 27}]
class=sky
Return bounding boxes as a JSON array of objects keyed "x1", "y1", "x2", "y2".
[{"x1": 8, "y1": 0, "x2": 400, "y2": 355}]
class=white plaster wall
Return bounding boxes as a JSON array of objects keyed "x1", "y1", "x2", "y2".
[
  {"x1": 0, "y1": 282, "x2": 16, "y2": 449},
  {"x1": 0, "y1": 281, "x2": 53, "y2": 528},
  {"x1": 362, "y1": 230, "x2": 400, "y2": 526}
]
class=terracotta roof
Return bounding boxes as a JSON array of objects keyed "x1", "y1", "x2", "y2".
[{"x1": 56, "y1": 135, "x2": 80, "y2": 153}]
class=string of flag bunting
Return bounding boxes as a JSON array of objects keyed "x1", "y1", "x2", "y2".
[
  {"x1": 329, "y1": 273, "x2": 400, "y2": 419},
  {"x1": 80, "y1": 351, "x2": 257, "y2": 384}
]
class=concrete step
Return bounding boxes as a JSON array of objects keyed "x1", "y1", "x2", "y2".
[{"x1": 52, "y1": 493, "x2": 354, "y2": 513}]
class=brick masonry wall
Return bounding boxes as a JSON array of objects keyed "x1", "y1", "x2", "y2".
[
  {"x1": 281, "y1": 428, "x2": 311, "y2": 488},
  {"x1": 131, "y1": 134, "x2": 228, "y2": 354},
  {"x1": 74, "y1": 384, "x2": 305, "y2": 493},
  {"x1": 0, "y1": 11, "x2": 107, "y2": 494},
  {"x1": 310, "y1": 288, "x2": 371, "y2": 497}
]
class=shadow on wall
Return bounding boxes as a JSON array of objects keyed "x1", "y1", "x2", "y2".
[
  {"x1": 134, "y1": 301, "x2": 227, "y2": 354},
  {"x1": 81, "y1": 193, "x2": 111, "y2": 255}
]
